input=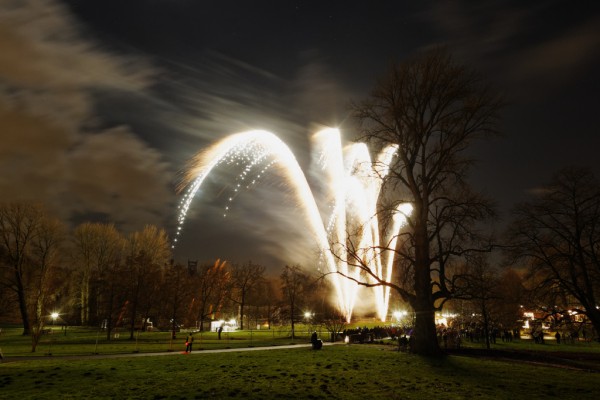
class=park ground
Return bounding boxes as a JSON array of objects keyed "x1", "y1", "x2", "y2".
[{"x1": 1, "y1": 325, "x2": 599, "y2": 399}]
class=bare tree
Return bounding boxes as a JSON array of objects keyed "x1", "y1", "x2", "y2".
[
  {"x1": 161, "y1": 261, "x2": 193, "y2": 339},
  {"x1": 455, "y1": 255, "x2": 502, "y2": 349},
  {"x1": 72, "y1": 223, "x2": 95, "y2": 326},
  {"x1": 192, "y1": 259, "x2": 231, "y2": 331},
  {"x1": 0, "y1": 202, "x2": 45, "y2": 335},
  {"x1": 317, "y1": 303, "x2": 348, "y2": 343},
  {"x1": 280, "y1": 264, "x2": 310, "y2": 338},
  {"x1": 251, "y1": 276, "x2": 281, "y2": 330},
  {"x1": 507, "y1": 166, "x2": 600, "y2": 337},
  {"x1": 494, "y1": 268, "x2": 527, "y2": 331},
  {"x1": 230, "y1": 261, "x2": 266, "y2": 329},
  {"x1": 72, "y1": 223, "x2": 124, "y2": 326},
  {"x1": 124, "y1": 225, "x2": 171, "y2": 339},
  {"x1": 0, "y1": 281, "x2": 16, "y2": 320},
  {"x1": 347, "y1": 48, "x2": 502, "y2": 355},
  {"x1": 92, "y1": 225, "x2": 125, "y2": 340},
  {"x1": 29, "y1": 215, "x2": 65, "y2": 352}
]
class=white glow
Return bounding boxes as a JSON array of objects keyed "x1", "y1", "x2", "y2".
[
  {"x1": 393, "y1": 310, "x2": 407, "y2": 320},
  {"x1": 176, "y1": 128, "x2": 411, "y2": 322}
]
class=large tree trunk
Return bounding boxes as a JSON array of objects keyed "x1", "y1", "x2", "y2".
[
  {"x1": 482, "y1": 304, "x2": 491, "y2": 350},
  {"x1": 129, "y1": 283, "x2": 140, "y2": 340},
  {"x1": 411, "y1": 273, "x2": 440, "y2": 355},
  {"x1": 410, "y1": 217, "x2": 441, "y2": 356},
  {"x1": 129, "y1": 302, "x2": 138, "y2": 340},
  {"x1": 105, "y1": 288, "x2": 115, "y2": 341},
  {"x1": 240, "y1": 299, "x2": 245, "y2": 330},
  {"x1": 291, "y1": 308, "x2": 296, "y2": 338},
  {"x1": 81, "y1": 275, "x2": 89, "y2": 325},
  {"x1": 16, "y1": 274, "x2": 31, "y2": 335},
  {"x1": 586, "y1": 308, "x2": 600, "y2": 339}
]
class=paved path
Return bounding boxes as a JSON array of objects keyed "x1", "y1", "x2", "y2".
[{"x1": 0, "y1": 342, "x2": 338, "y2": 364}]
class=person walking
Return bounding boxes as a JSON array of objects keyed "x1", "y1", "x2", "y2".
[{"x1": 185, "y1": 335, "x2": 194, "y2": 352}]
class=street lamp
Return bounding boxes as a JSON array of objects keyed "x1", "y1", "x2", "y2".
[
  {"x1": 304, "y1": 312, "x2": 313, "y2": 337},
  {"x1": 47, "y1": 312, "x2": 59, "y2": 356}
]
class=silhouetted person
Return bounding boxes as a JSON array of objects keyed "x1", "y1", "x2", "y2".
[
  {"x1": 188, "y1": 335, "x2": 194, "y2": 352},
  {"x1": 311, "y1": 331, "x2": 322, "y2": 350}
]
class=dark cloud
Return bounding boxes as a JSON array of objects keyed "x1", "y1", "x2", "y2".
[
  {"x1": 0, "y1": 0, "x2": 173, "y2": 231},
  {"x1": 510, "y1": 16, "x2": 600, "y2": 86}
]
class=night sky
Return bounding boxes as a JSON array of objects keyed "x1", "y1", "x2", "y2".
[{"x1": 1, "y1": 0, "x2": 599, "y2": 272}]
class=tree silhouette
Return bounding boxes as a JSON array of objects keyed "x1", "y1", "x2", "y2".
[
  {"x1": 507, "y1": 166, "x2": 600, "y2": 337},
  {"x1": 348, "y1": 47, "x2": 502, "y2": 355}
]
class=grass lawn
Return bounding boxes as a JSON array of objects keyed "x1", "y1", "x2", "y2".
[
  {"x1": 0, "y1": 325, "x2": 317, "y2": 357},
  {"x1": 1, "y1": 342, "x2": 599, "y2": 399},
  {"x1": 1, "y1": 325, "x2": 599, "y2": 399}
]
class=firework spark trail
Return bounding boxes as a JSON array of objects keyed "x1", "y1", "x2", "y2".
[
  {"x1": 346, "y1": 144, "x2": 385, "y2": 317},
  {"x1": 313, "y1": 129, "x2": 354, "y2": 317},
  {"x1": 177, "y1": 130, "x2": 350, "y2": 317},
  {"x1": 176, "y1": 129, "x2": 411, "y2": 322},
  {"x1": 341, "y1": 142, "x2": 401, "y2": 320},
  {"x1": 380, "y1": 203, "x2": 413, "y2": 318}
]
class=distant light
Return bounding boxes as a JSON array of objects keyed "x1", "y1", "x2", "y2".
[
  {"x1": 51, "y1": 312, "x2": 59, "y2": 319},
  {"x1": 304, "y1": 312, "x2": 312, "y2": 319}
]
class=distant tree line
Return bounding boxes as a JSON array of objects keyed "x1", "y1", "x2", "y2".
[{"x1": 0, "y1": 202, "x2": 342, "y2": 352}]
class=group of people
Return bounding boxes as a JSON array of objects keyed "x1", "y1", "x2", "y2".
[
  {"x1": 343, "y1": 325, "x2": 403, "y2": 343},
  {"x1": 531, "y1": 329, "x2": 578, "y2": 344}
]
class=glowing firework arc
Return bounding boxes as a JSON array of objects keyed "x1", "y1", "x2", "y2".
[{"x1": 176, "y1": 128, "x2": 411, "y2": 322}]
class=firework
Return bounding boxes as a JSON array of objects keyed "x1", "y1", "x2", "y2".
[{"x1": 176, "y1": 129, "x2": 411, "y2": 322}]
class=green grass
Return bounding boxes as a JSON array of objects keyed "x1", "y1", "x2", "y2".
[
  {"x1": 458, "y1": 336, "x2": 600, "y2": 352},
  {"x1": 2, "y1": 324, "x2": 599, "y2": 357},
  {"x1": 1, "y1": 325, "x2": 599, "y2": 399},
  {"x1": 1, "y1": 344, "x2": 598, "y2": 399},
  {"x1": 0, "y1": 325, "x2": 318, "y2": 357}
]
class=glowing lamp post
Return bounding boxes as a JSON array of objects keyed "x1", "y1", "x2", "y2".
[
  {"x1": 304, "y1": 312, "x2": 313, "y2": 336},
  {"x1": 47, "y1": 312, "x2": 59, "y2": 356}
]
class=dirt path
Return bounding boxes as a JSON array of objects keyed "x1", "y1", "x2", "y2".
[{"x1": 0, "y1": 342, "x2": 338, "y2": 364}]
